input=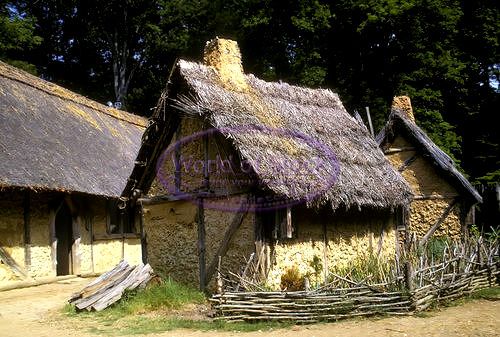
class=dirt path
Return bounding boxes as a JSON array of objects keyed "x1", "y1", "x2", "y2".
[{"x1": 0, "y1": 280, "x2": 498, "y2": 337}]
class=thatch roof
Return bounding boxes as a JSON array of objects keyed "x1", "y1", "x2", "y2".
[
  {"x1": 376, "y1": 108, "x2": 482, "y2": 204},
  {"x1": 0, "y1": 61, "x2": 147, "y2": 197},
  {"x1": 166, "y1": 58, "x2": 412, "y2": 210}
]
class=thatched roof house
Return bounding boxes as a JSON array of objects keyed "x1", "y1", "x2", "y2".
[
  {"x1": 0, "y1": 61, "x2": 146, "y2": 197},
  {"x1": 129, "y1": 38, "x2": 412, "y2": 290},
  {"x1": 376, "y1": 96, "x2": 482, "y2": 243},
  {"x1": 0, "y1": 61, "x2": 146, "y2": 284}
]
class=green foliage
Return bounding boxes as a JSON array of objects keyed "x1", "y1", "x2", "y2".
[
  {"x1": 0, "y1": 3, "x2": 41, "y2": 68},
  {"x1": 2, "y1": 0, "x2": 498, "y2": 183},
  {"x1": 308, "y1": 254, "x2": 323, "y2": 284}
]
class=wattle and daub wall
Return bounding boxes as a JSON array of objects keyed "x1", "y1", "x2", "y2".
[
  {"x1": 145, "y1": 115, "x2": 397, "y2": 290},
  {"x1": 0, "y1": 190, "x2": 141, "y2": 285},
  {"x1": 385, "y1": 135, "x2": 462, "y2": 239}
]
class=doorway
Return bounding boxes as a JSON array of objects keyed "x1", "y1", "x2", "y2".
[{"x1": 55, "y1": 202, "x2": 73, "y2": 275}]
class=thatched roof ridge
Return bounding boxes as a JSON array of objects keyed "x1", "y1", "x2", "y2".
[
  {"x1": 0, "y1": 61, "x2": 146, "y2": 197},
  {"x1": 173, "y1": 60, "x2": 412, "y2": 210},
  {"x1": 0, "y1": 61, "x2": 146, "y2": 127},
  {"x1": 376, "y1": 109, "x2": 482, "y2": 203}
]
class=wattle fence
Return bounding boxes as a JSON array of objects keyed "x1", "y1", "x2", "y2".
[{"x1": 210, "y1": 237, "x2": 499, "y2": 322}]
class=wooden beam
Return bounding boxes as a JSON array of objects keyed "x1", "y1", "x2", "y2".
[
  {"x1": 322, "y1": 221, "x2": 328, "y2": 284},
  {"x1": 205, "y1": 198, "x2": 249, "y2": 287},
  {"x1": 398, "y1": 154, "x2": 418, "y2": 172},
  {"x1": 413, "y1": 194, "x2": 459, "y2": 200},
  {"x1": 384, "y1": 147, "x2": 416, "y2": 155},
  {"x1": 0, "y1": 246, "x2": 27, "y2": 278},
  {"x1": 23, "y1": 190, "x2": 31, "y2": 271},
  {"x1": 197, "y1": 198, "x2": 206, "y2": 292},
  {"x1": 419, "y1": 199, "x2": 458, "y2": 247}
]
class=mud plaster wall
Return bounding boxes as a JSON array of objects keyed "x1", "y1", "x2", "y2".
[
  {"x1": 149, "y1": 115, "x2": 249, "y2": 198},
  {"x1": 84, "y1": 199, "x2": 142, "y2": 274},
  {"x1": 143, "y1": 201, "x2": 199, "y2": 285},
  {"x1": 0, "y1": 191, "x2": 141, "y2": 285},
  {"x1": 144, "y1": 197, "x2": 255, "y2": 288},
  {"x1": 204, "y1": 196, "x2": 255, "y2": 286},
  {"x1": 149, "y1": 116, "x2": 204, "y2": 197},
  {"x1": 27, "y1": 192, "x2": 52, "y2": 278},
  {"x1": 267, "y1": 207, "x2": 396, "y2": 289},
  {"x1": 0, "y1": 191, "x2": 25, "y2": 282},
  {"x1": 385, "y1": 135, "x2": 462, "y2": 239}
]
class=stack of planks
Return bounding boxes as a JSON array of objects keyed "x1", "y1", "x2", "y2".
[{"x1": 69, "y1": 261, "x2": 154, "y2": 311}]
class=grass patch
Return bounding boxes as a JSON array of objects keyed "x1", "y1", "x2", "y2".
[
  {"x1": 467, "y1": 286, "x2": 500, "y2": 301},
  {"x1": 90, "y1": 317, "x2": 292, "y2": 336}
]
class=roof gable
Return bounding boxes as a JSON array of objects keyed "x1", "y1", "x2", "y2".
[
  {"x1": 171, "y1": 60, "x2": 412, "y2": 210},
  {"x1": 376, "y1": 109, "x2": 482, "y2": 203}
]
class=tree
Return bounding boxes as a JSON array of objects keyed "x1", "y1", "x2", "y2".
[{"x1": 0, "y1": 1, "x2": 42, "y2": 73}]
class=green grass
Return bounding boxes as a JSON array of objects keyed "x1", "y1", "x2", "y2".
[
  {"x1": 88, "y1": 317, "x2": 292, "y2": 336},
  {"x1": 467, "y1": 286, "x2": 500, "y2": 301}
]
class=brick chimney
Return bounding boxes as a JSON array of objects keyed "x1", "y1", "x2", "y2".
[
  {"x1": 203, "y1": 38, "x2": 249, "y2": 92},
  {"x1": 392, "y1": 96, "x2": 415, "y2": 122}
]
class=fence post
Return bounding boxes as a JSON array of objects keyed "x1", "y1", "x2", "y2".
[{"x1": 404, "y1": 261, "x2": 414, "y2": 292}]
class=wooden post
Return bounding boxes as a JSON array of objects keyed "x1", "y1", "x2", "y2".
[
  {"x1": 197, "y1": 198, "x2": 206, "y2": 292},
  {"x1": 365, "y1": 106, "x2": 374, "y2": 137},
  {"x1": 23, "y1": 190, "x2": 31, "y2": 272},
  {"x1": 216, "y1": 255, "x2": 223, "y2": 294},
  {"x1": 174, "y1": 126, "x2": 181, "y2": 194},
  {"x1": 206, "y1": 208, "x2": 249, "y2": 284},
  {"x1": 323, "y1": 221, "x2": 328, "y2": 284},
  {"x1": 139, "y1": 202, "x2": 148, "y2": 264},
  {"x1": 89, "y1": 214, "x2": 95, "y2": 274},
  {"x1": 404, "y1": 261, "x2": 414, "y2": 292},
  {"x1": 419, "y1": 199, "x2": 458, "y2": 248}
]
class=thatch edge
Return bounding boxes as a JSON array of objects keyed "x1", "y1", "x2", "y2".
[{"x1": 376, "y1": 109, "x2": 482, "y2": 204}]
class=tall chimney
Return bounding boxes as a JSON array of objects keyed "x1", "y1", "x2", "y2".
[
  {"x1": 392, "y1": 96, "x2": 415, "y2": 122},
  {"x1": 203, "y1": 38, "x2": 249, "y2": 92}
]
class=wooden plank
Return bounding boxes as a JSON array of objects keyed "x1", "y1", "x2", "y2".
[
  {"x1": 74, "y1": 265, "x2": 133, "y2": 310},
  {"x1": 419, "y1": 199, "x2": 458, "y2": 247},
  {"x1": 93, "y1": 233, "x2": 141, "y2": 240},
  {"x1": 205, "y1": 198, "x2": 250, "y2": 286},
  {"x1": 0, "y1": 246, "x2": 27, "y2": 278},
  {"x1": 69, "y1": 261, "x2": 129, "y2": 302}
]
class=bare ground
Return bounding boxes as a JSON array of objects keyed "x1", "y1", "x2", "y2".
[{"x1": 0, "y1": 279, "x2": 498, "y2": 337}]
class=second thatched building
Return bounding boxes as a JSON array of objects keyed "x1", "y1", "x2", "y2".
[{"x1": 125, "y1": 38, "x2": 413, "y2": 290}]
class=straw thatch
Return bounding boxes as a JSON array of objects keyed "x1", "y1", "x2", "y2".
[
  {"x1": 166, "y1": 59, "x2": 412, "y2": 210},
  {"x1": 376, "y1": 108, "x2": 482, "y2": 203},
  {"x1": 0, "y1": 61, "x2": 146, "y2": 197}
]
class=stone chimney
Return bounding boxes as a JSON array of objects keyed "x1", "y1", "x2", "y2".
[
  {"x1": 203, "y1": 38, "x2": 249, "y2": 92},
  {"x1": 391, "y1": 96, "x2": 415, "y2": 122}
]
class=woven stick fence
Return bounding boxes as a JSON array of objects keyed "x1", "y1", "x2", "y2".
[{"x1": 211, "y1": 237, "x2": 499, "y2": 322}]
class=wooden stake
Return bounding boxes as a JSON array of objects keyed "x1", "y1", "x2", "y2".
[
  {"x1": 197, "y1": 198, "x2": 206, "y2": 292},
  {"x1": 23, "y1": 190, "x2": 31, "y2": 271},
  {"x1": 365, "y1": 106, "x2": 374, "y2": 137}
]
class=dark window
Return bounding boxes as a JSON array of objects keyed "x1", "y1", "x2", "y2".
[
  {"x1": 262, "y1": 206, "x2": 295, "y2": 240},
  {"x1": 106, "y1": 200, "x2": 136, "y2": 234}
]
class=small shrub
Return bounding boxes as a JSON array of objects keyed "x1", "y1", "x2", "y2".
[{"x1": 280, "y1": 266, "x2": 304, "y2": 291}]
